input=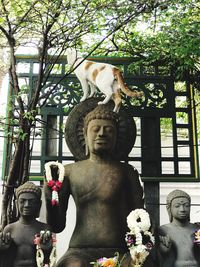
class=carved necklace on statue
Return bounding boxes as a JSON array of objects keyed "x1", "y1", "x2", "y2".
[{"x1": 44, "y1": 161, "x2": 65, "y2": 206}]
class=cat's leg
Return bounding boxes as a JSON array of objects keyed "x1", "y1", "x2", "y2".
[
  {"x1": 97, "y1": 83, "x2": 113, "y2": 105},
  {"x1": 79, "y1": 78, "x2": 89, "y2": 102},
  {"x1": 88, "y1": 83, "x2": 97, "y2": 98},
  {"x1": 112, "y1": 90, "x2": 122, "y2": 113},
  {"x1": 98, "y1": 93, "x2": 113, "y2": 105}
]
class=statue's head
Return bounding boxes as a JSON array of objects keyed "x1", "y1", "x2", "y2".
[
  {"x1": 16, "y1": 182, "x2": 42, "y2": 218},
  {"x1": 166, "y1": 189, "x2": 191, "y2": 222},
  {"x1": 83, "y1": 105, "x2": 118, "y2": 156},
  {"x1": 84, "y1": 105, "x2": 118, "y2": 131}
]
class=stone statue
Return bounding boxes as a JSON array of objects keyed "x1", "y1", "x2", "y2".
[
  {"x1": 44, "y1": 99, "x2": 151, "y2": 267},
  {"x1": 158, "y1": 189, "x2": 200, "y2": 267},
  {"x1": 0, "y1": 182, "x2": 54, "y2": 267}
]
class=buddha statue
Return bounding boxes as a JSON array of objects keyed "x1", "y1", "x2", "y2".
[
  {"x1": 0, "y1": 181, "x2": 54, "y2": 267},
  {"x1": 158, "y1": 189, "x2": 200, "y2": 267},
  {"x1": 44, "y1": 99, "x2": 154, "y2": 267}
]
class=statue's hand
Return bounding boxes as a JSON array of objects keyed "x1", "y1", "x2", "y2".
[
  {"x1": 159, "y1": 234, "x2": 172, "y2": 254},
  {"x1": 0, "y1": 232, "x2": 12, "y2": 251},
  {"x1": 44, "y1": 180, "x2": 53, "y2": 200},
  {"x1": 44, "y1": 163, "x2": 64, "y2": 205}
]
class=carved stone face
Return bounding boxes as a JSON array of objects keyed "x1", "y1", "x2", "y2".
[
  {"x1": 17, "y1": 192, "x2": 41, "y2": 218},
  {"x1": 86, "y1": 119, "x2": 117, "y2": 155},
  {"x1": 171, "y1": 197, "x2": 190, "y2": 222}
]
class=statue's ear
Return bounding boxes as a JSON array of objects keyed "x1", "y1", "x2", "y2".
[
  {"x1": 83, "y1": 127, "x2": 89, "y2": 156},
  {"x1": 15, "y1": 199, "x2": 19, "y2": 218},
  {"x1": 85, "y1": 143, "x2": 89, "y2": 156},
  {"x1": 83, "y1": 127, "x2": 86, "y2": 139}
]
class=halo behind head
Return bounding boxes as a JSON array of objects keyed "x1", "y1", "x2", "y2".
[{"x1": 65, "y1": 98, "x2": 137, "y2": 161}]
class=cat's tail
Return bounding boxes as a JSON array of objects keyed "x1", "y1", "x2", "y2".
[{"x1": 113, "y1": 68, "x2": 143, "y2": 98}]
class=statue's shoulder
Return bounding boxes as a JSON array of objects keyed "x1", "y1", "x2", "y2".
[
  {"x1": 63, "y1": 161, "x2": 77, "y2": 174},
  {"x1": 158, "y1": 223, "x2": 172, "y2": 233},
  {"x1": 159, "y1": 223, "x2": 183, "y2": 238},
  {"x1": 189, "y1": 222, "x2": 199, "y2": 231},
  {"x1": 63, "y1": 160, "x2": 89, "y2": 175},
  {"x1": 64, "y1": 159, "x2": 88, "y2": 168},
  {"x1": 3, "y1": 221, "x2": 19, "y2": 234}
]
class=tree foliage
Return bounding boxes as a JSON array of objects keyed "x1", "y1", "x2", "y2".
[
  {"x1": 0, "y1": 0, "x2": 169, "y2": 227},
  {"x1": 98, "y1": 0, "x2": 200, "y2": 81},
  {"x1": 95, "y1": 0, "x2": 200, "y2": 137}
]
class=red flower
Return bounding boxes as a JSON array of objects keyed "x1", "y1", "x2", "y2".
[
  {"x1": 56, "y1": 181, "x2": 62, "y2": 189},
  {"x1": 51, "y1": 199, "x2": 58, "y2": 206},
  {"x1": 47, "y1": 180, "x2": 62, "y2": 191},
  {"x1": 34, "y1": 234, "x2": 41, "y2": 245},
  {"x1": 52, "y1": 185, "x2": 58, "y2": 191},
  {"x1": 48, "y1": 180, "x2": 55, "y2": 187}
]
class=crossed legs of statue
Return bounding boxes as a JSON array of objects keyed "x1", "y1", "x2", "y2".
[
  {"x1": 57, "y1": 249, "x2": 156, "y2": 267},
  {"x1": 56, "y1": 248, "x2": 133, "y2": 267},
  {"x1": 58, "y1": 259, "x2": 133, "y2": 267},
  {"x1": 57, "y1": 257, "x2": 87, "y2": 267}
]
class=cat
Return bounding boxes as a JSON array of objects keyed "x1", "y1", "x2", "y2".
[{"x1": 66, "y1": 48, "x2": 143, "y2": 113}]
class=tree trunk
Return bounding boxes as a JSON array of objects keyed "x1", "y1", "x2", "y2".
[{"x1": 1, "y1": 119, "x2": 31, "y2": 228}]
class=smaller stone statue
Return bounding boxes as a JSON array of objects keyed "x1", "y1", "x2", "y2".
[
  {"x1": 158, "y1": 189, "x2": 200, "y2": 267},
  {"x1": 0, "y1": 181, "x2": 56, "y2": 267}
]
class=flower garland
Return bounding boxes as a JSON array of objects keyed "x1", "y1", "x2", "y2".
[
  {"x1": 91, "y1": 209, "x2": 154, "y2": 267},
  {"x1": 127, "y1": 209, "x2": 151, "y2": 233},
  {"x1": 126, "y1": 209, "x2": 155, "y2": 267},
  {"x1": 44, "y1": 161, "x2": 65, "y2": 206},
  {"x1": 34, "y1": 231, "x2": 57, "y2": 267},
  {"x1": 194, "y1": 229, "x2": 200, "y2": 245}
]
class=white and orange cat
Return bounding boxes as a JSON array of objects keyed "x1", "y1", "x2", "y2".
[{"x1": 66, "y1": 48, "x2": 143, "y2": 112}]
